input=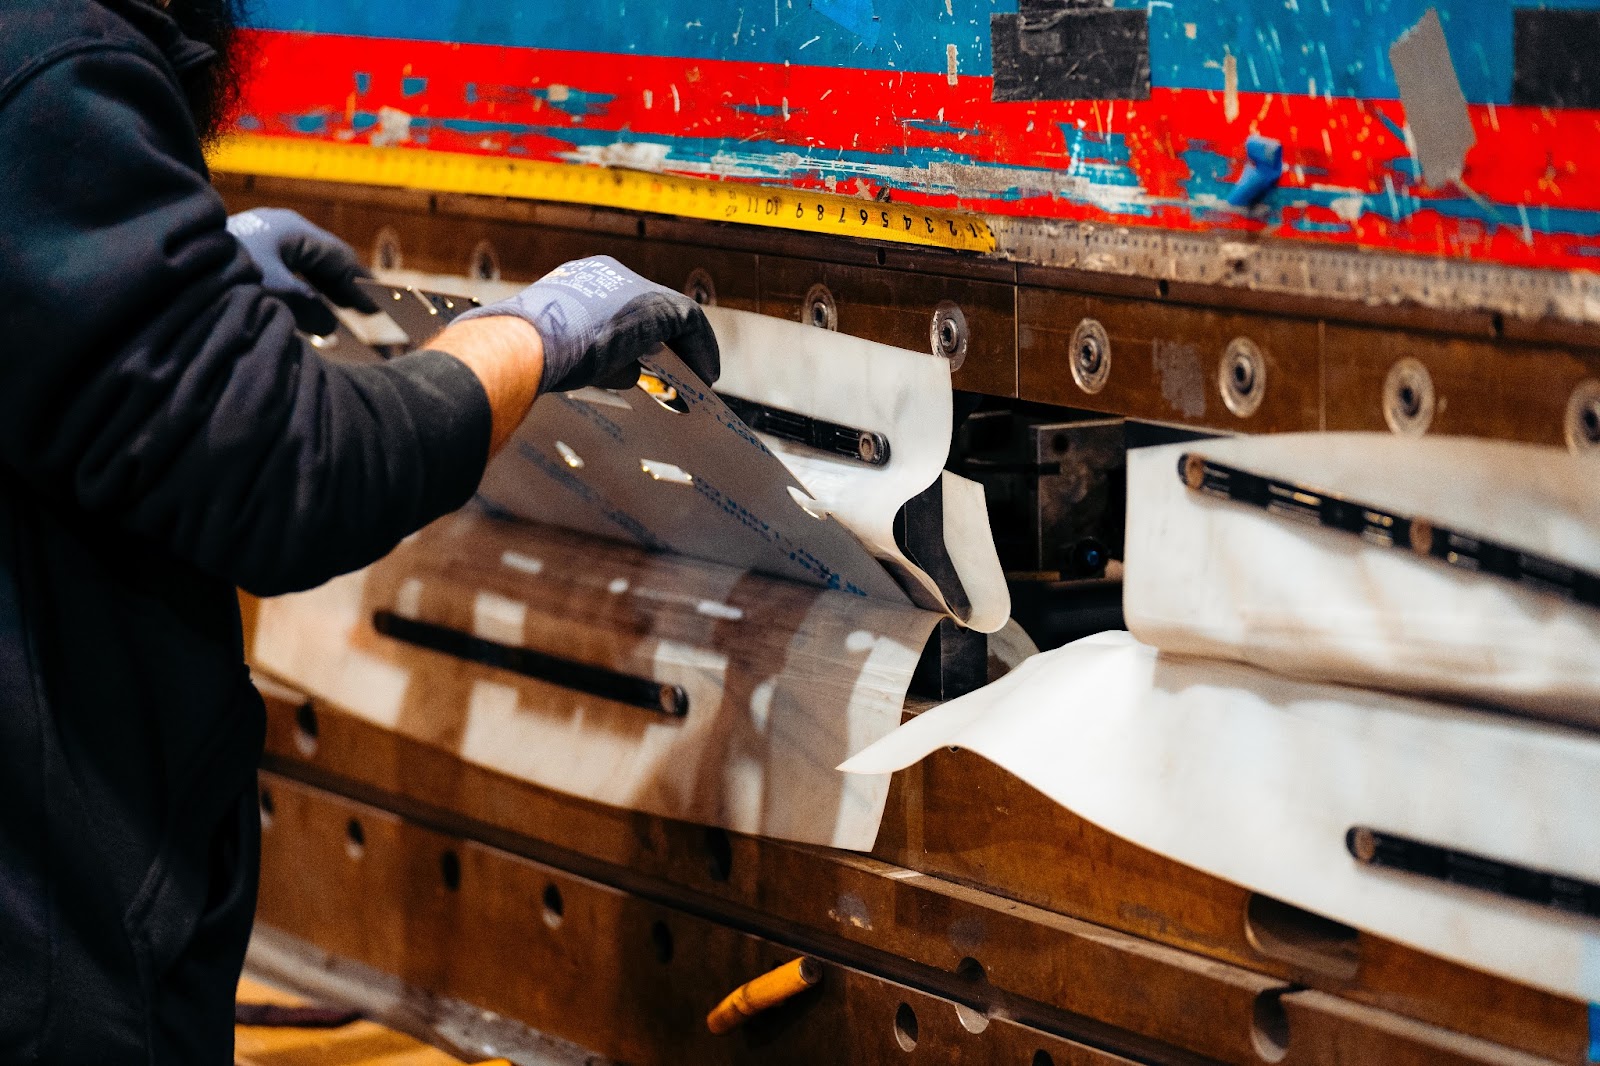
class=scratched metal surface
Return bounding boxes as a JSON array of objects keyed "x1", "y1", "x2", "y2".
[{"x1": 233, "y1": 1, "x2": 1600, "y2": 272}]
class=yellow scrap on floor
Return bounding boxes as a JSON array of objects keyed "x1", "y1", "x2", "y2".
[{"x1": 235, "y1": 977, "x2": 510, "y2": 1066}]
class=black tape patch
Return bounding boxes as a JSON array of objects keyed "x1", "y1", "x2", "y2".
[
  {"x1": 991, "y1": 2, "x2": 1150, "y2": 102},
  {"x1": 1512, "y1": 8, "x2": 1600, "y2": 109}
]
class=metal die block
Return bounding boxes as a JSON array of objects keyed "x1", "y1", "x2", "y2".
[
  {"x1": 255, "y1": 773, "x2": 1147, "y2": 1066},
  {"x1": 760, "y1": 257, "x2": 1018, "y2": 398},
  {"x1": 1323, "y1": 324, "x2": 1600, "y2": 446},
  {"x1": 1018, "y1": 288, "x2": 1320, "y2": 433}
]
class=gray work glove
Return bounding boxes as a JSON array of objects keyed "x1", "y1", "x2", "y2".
[
  {"x1": 452, "y1": 255, "x2": 720, "y2": 392},
  {"x1": 227, "y1": 208, "x2": 380, "y2": 336}
]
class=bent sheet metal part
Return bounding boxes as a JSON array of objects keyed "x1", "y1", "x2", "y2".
[
  {"x1": 478, "y1": 346, "x2": 914, "y2": 603},
  {"x1": 367, "y1": 272, "x2": 1010, "y2": 631},
  {"x1": 840, "y1": 630, "x2": 1600, "y2": 1002}
]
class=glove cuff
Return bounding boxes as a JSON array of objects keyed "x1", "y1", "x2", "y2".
[{"x1": 455, "y1": 288, "x2": 595, "y2": 392}]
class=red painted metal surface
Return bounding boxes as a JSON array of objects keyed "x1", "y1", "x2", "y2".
[{"x1": 233, "y1": 27, "x2": 1600, "y2": 271}]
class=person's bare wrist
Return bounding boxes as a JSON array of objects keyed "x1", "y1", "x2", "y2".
[{"x1": 428, "y1": 315, "x2": 545, "y2": 452}]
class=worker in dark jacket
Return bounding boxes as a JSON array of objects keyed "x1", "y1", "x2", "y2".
[{"x1": 0, "y1": 1, "x2": 719, "y2": 1062}]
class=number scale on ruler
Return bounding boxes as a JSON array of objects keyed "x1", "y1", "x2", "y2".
[{"x1": 208, "y1": 134, "x2": 997, "y2": 254}]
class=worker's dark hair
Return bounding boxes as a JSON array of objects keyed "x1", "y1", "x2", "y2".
[{"x1": 169, "y1": 0, "x2": 253, "y2": 145}]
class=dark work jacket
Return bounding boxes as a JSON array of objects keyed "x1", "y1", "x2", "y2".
[{"x1": 0, "y1": 2, "x2": 493, "y2": 1062}]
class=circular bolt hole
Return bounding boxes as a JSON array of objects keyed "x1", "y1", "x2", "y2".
[
  {"x1": 440, "y1": 850, "x2": 462, "y2": 892},
  {"x1": 294, "y1": 704, "x2": 318, "y2": 756},
  {"x1": 650, "y1": 920, "x2": 674, "y2": 964},
  {"x1": 704, "y1": 827, "x2": 733, "y2": 883},
  {"x1": 683, "y1": 268, "x2": 717, "y2": 307},
  {"x1": 894, "y1": 1002, "x2": 919, "y2": 1052},
  {"x1": 345, "y1": 818, "x2": 365, "y2": 859},
  {"x1": 1064, "y1": 537, "x2": 1110, "y2": 578},
  {"x1": 955, "y1": 1002, "x2": 989, "y2": 1034},
  {"x1": 1564, "y1": 379, "x2": 1600, "y2": 452},
  {"x1": 258, "y1": 787, "x2": 275, "y2": 826},
  {"x1": 1069, "y1": 319, "x2": 1111, "y2": 394},
  {"x1": 803, "y1": 284, "x2": 838, "y2": 331},
  {"x1": 542, "y1": 883, "x2": 565, "y2": 929},
  {"x1": 956, "y1": 957, "x2": 986, "y2": 983},
  {"x1": 468, "y1": 240, "x2": 501, "y2": 281},
  {"x1": 1397, "y1": 385, "x2": 1419, "y2": 417},
  {"x1": 1032, "y1": 1053, "x2": 1055, "y2": 1066},
  {"x1": 1250, "y1": 990, "x2": 1291, "y2": 1063},
  {"x1": 372, "y1": 228, "x2": 402, "y2": 273}
]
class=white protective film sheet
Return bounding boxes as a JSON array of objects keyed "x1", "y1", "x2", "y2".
[
  {"x1": 840, "y1": 631, "x2": 1600, "y2": 1001},
  {"x1": 1124, "y1": 433, "x2": 1600, "y2": 728},
  {"x1": 706, "y1": 306, "x2": 1010, "y2": 632},
  {"x1": 264, "y1": 274, "x2": 1015, "y2": 845},
  {"x1": 255, "y1": 511, "x2": 941, "y2": 849}
]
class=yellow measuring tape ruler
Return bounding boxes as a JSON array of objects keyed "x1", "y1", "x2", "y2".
[{"x1": 208, "y1": 135, "x2": 996, "y2": 254}]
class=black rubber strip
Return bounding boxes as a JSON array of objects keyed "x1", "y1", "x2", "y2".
[
  {"x1": 1178, "y1": 453, "x2": 1600, "y2": 610},
  {"x1": 719, "y1": 393, "x2": 891, "y2": 466},
  {"x1": 372, "y1": 611, "x2": 688, "y2": 717},
  {"x1": 1348, "y1": 827, "x2": 1600, "y2": 920}
]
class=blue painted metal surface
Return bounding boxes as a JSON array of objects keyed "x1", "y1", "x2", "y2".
[{"x1": 247, "y1": 0, "x2": 1600, "y2": 102}]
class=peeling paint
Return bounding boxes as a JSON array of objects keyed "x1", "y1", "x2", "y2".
[
  {"x1": 1152, "y1": 339, "x2": 1207, "y2": 418},
  {"x1": 370, "y1": 105, "x2": 411, "y2": 147},
  {"x1": 1222, "y1": 53, "x2": 1239, "y2": 122},
  {"x1": 234, "y1": 1, "x2": 1600, "y2": 273},
  {"x1": 828, "y1": 892, "x2": 873, "y2": 930}
]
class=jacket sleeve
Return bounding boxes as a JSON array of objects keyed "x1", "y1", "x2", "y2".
[{"x1": 0, "y1": 45, "x2": 493, "y2": 596}]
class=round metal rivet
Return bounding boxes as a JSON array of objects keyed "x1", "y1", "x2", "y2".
[
  {"x1": 1563, "y1": 379, "x2": 1600, "y2": 453},
  {"x1": 1348, "y1": 826, "x2": 1378, "y2": 864},
  {"x1": 1070, "y1": 318, "x2": 1111, "y2": 395},
  {"x1": 803, "y1": 283, "x2": 837, "y2": 331},
  {"x1": 1408, "y1": 518, "x2": 1434, "y2": 555},
  {"x1": 1220, "y1": 336, "x2": 1267, "y2": 418},
  {"x1": 930, "y1": 301, "x2": 969, "y2": 371},
  {"x1": 1382, "y1": 358, "x2": 1435, "y2": 437}
]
